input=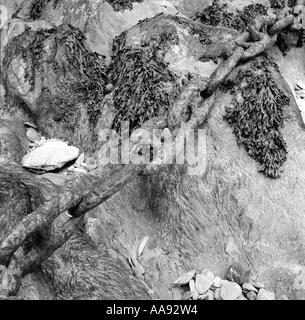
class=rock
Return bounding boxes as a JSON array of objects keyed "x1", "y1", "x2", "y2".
[
  {"x1": 195, "y1": 270, "x2": 214, "y2": 294},
  {"x1": 214, "y1": 288, "x2": 221, "y2": 300},
  {"x1": 256, "y1": 289, "x2": 276, "y2": 300},
  {"x1": 279, "y1": 295, "x2": 289, "y2": 300},
  {"x1": 189, "y1": 279, "x2": 196, "y2": 293},
  {"x1": 26, "y1": 128, "x2": 41, "y2": 142},
  {"x1": 235, "y1": 294, "x2": 247, "y2": 300},
  {"x1": 226, "y1": 262, "x2": 251, "y2": 285},
  {"x1": 246, "y1": 291, "x2": 257, "y2": 300},
  {"x1": 249, "y1": 280, "x2": 265, "y2": 289},
  {"x1": 173, "y1": 270, "x2": 196, "y2": 286},
  {"x1": 22, "y1": 139, "x2": 79, "y2": 171},
  {"x1": 137, "y1": 236, "x2": 150, "y2": 257},
  {"x1": 182, "y1": 291, "x2": 195, "y2": 300},
  {"x1": 213, "y1": 276, "x2": 222, "y2": 288},
  {"x1": 206, "y1": 290, "x2": 215, "y2": 300},
  {"x1": 219, "y1": 280, "x2": 242, "y2": 300},
  {"x1": 242, "y1": 282, "x2": 258, "y2": 293},
  {"x1": 75, "y1": 153, "x2": 85, "y2": 167},
  {"x1": 86, "y1": 157, "x2": 98, "y2": 171}
]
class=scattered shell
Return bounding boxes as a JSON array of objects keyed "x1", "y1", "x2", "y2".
[
  {"x1": 137, "y1": 236, "x2": 150, "y2": 257},
  {"x1": 173, "y1": 270, "x2": 196, "y2": 286}
]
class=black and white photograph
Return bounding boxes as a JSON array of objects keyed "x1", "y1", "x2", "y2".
[{"x1": 0, "y1": 0, "x2": 305, "y2": 304}]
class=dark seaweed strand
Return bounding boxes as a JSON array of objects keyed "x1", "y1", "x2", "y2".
[
  {"x1": 105, "y1": 0, "x2": 144, "y2": 12},
  {"x1": 109, "y1": 32, "x2": 180, "y2": 133},
  {"x1": 194, "y1": 0, "x2": 268, "y2": 32},
  {"x1": 224, "y1": 59, "x2": 290, "y2": 178}
]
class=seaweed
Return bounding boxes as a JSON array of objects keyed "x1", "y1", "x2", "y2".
[
  {"x1": 195, "y1": 0, "x2": 268, "y2": 32},
  {"x1": 28, "y1": 0, "x2": 51, "y2": 20},
  {"x1": 224, "y1": 59, "x2": 289, "y2": 178},
  {"x1": 172, "y1": 16, "x2": 212, "y2": 45},
  {"x1": 109, "y1": 31, "x2": 180, "y2": 132},
  {"x1": 105, "y1": 0, "x2": 143, "y2": 12},
  {"x1": 270, "y1": 0, "x2": 286, "y2": 9}
]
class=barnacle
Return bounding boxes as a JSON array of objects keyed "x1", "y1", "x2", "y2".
[{"x1": 224, "y1": 58, "x2": 289, "y2": 178}]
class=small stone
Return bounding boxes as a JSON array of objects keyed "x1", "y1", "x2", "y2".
[
  {"x1": 246, "y1": 291, "x2": 257, "y2": 300},
  {"x1": 86, "y1": 157, "x2": 98, "y2": 171},
  {"x1": 226, "y1": 262, "x2": 251, "y2": 285},
  {"x1": 22, "y1": 139, "x2": 79, "y2": 171},
  {"x1": 279, "y1": 295, "x2": 289, "y2": 300},
  {"x1": 182, "y1": 291, "x2": 194, "y2": 300},
  {"x1": 189, "y1": 279, "x2": 196, "y2": 293},
  {"x1": 256, "y1": 289, "x2": 276, "y2": 300},
  {"x1": 219, "y1": 280, "x2": 242, "y2": 300},
  {"x1": 235, "y1": 294, "x2": 247, "y2": 300},
  {"x1": 214, "y1": 288, "x2": 221, "y2": 300},
  {"x1": 24, "y1": 121, "x2": 38, "y2": 129},
  {"x1": 26, "y1": 128, "x2": 41, "y2": 142},
  {"x1": 173, "y1": 270, "x2": 196, "y2": 286},
  {"x1": 195, "y1": 270, "x2": 214, "y2": 294},
  {"x1": 242, "y1": 282, "x2": 258, "y2": 293},
  {"x1": 213, "y1": 276, "x2": 222, "y2": 288},
  {"x1": 206, "y1": 290, "x2": 215, "y2": 300},
  {"x1": 75, "y1": 153, "x2": 85, "y2": 167},
  {"x1": 249, "y1": 280, "x2": 265, "y2": 289}
]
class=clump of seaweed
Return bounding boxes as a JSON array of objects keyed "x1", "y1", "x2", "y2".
[
  {"x1": 109, "y1": 32, "x2": 180, "y2": 132},
  {"x1": 270, "y1": 0, "x2": 286, "y2": 9},
  {"x1": 195, "y1": 0, "x2": 268, "y2": 32},
  {"x1": 172, "y1": 16, "x2": 212, "y2": 45},
  {"x1": 105, "y1": 0, "x2": 143, "y2": 12},
  {"x1": 224, "y1": 59, "x2": 289, "y2": 178}
]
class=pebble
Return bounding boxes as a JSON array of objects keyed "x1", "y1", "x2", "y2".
[
  {"x1": 22, "y1": 139, "x2": 79, "y2": 171},
  {"x1": 137, "y1": 236, "x2": 149, "y2": 257},
  {"x1": 214, "y1": 288, "x2": 221, "y2": 300},
  {"x1": 213, "y1": 276, "x2": 222, "y2": 288},
  {"x1": 195, "y1": 270, "x2": 214, "y2": 294},
  {"x1": 219, "y1": 280, "x2": 242, "y2": 300},
  {"x1": 279, "y1": 295, "x2": 289, "y2": 300},
  {"x1": 173, "y1": 270, "x2": 196, "y2": 286},
  {"x1": 226, "y1": 262, "x2": 251, "y2": 285},
  {"x1": 249, "y1": 280, "x2": 265, "y2": 289},
  {"x1": 256, "y1": 289, "x2": 276, "y2": 300},
  {"x1": 242, "y1": 282, "x2": 258, "y2": 293},
  {"x1": 26, "y1": 128, "x2": 41, "y2": 142},
  {"x1": 235, "y1": 294, "x2": 247, "y2": 300},
  {"x1": 75, "y1": 153, "x2": 85, "y2": 167},
  {"x1": 189, "y1": 279, "x2": 196, "y2": 293},
  {"x1": 246, "y1": 291, "x2": 257, "y2": 300},
  {"x1": 182, "y1": 291, "x2": 194, "y2": 300}
]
